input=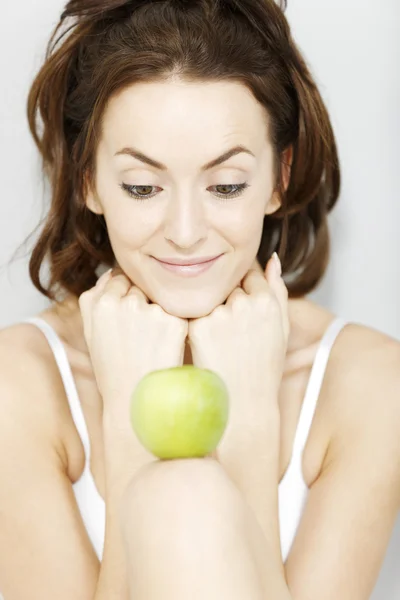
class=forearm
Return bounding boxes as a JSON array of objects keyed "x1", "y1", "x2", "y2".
[
  {"x1": 93, "y1": 499, "x2": 129, "y2": 600},
  {"x1": 94, "y1": 415, "x2": 156, "y2": 599},
  {"x1": 218, "y1": 404, "x2": 289, "y2": 580}
]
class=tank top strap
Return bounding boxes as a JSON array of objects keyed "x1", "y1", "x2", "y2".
[
  {"x1": 291, "y1": 316, "x2": 349, "y2": 458},
  {"x1": 22, "y1": 317, "x2": 92, "y2": 465}
]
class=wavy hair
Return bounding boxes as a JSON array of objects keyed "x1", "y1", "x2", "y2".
[{"x1": 9, "y1": 0, "x2": 341, "y2": 302}]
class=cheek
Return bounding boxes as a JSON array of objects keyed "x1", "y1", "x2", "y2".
[
  {"x1": 102, "y1": 192, "x2": 264, "y2": 251},
  {"x1": 221, "y1": 204, "x2": 265, "y2": 246},
  {"x1": 95, "y1": 163, "x2": 159, "y2": 248},
  {"x1": 105, "y1": 206, "x2": 158, "y2": 249}
]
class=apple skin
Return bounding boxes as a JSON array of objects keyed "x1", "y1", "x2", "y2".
[{"x1": 130, "y1": 365, "x2": 230, "y2": 459}]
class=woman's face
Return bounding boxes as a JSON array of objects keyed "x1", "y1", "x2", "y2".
[{"x1": 86, "y1": 78, "x2": 287, "y2": 319}]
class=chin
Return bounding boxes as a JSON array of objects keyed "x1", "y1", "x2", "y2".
[
  {"x1": 163, "y1": 305, "x2": 213, "y2": 320},
  {"x1": 152, "y1": 292, "x2": 225, "y2": 320}
]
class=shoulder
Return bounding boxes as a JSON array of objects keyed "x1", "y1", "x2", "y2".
[
  {"x1": 0, "y1": 324, "x2": 101, "y2": 597},
  {"x1": 285, "y1": 322, "x2": 400, "y2": 597},
  {"x1": 0, "y1": 320, "x2": 66, "y2": 392},
  {"x1": 324, "y1": 322, "x2": 400, "y2": 491},
  {"x1": 0, "y1": 322, "x2": 80, "y2": 480},
  {"x1": 328, "y1": 321, "x2": 400, "y2": 411}
]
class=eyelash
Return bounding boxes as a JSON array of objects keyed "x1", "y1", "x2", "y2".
[{"x1": 119, "y1": 182, "x2": 251, "y2": 202}]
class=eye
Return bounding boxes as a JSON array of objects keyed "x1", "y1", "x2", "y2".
[
  {"x1": 119, "y1": 182, "x2": 251, "y2": 202},
  {"x1": 212, "y1": 183, "x2": 250, "y2": 201}
]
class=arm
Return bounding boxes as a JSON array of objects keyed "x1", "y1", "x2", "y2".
[
  {"x1": 95, "y1": 415, "x2": 156, "y2": 599},
  {"x1": 0, "y1": 353, "x2": 100, "y2": 599},
  {"x1": 0, "y1": 339, "x2": 154, "y2": 600},
  {"x1": 283, "y1": 339, "x2": 400, "y2": 600},
  {"x1": 223, "y1": 334, "x2": 400, "y2": 600},
  {"x1": 216, "y1": 405, "x2": 284, "y2": 572}
]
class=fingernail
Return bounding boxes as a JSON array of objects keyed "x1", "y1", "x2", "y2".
[
  {"x1": 96, "y1": 268, "x2": 113, "y2": 285},
  {"x1": 272, "y1": 252, "x2": 282, "y2": 276}
]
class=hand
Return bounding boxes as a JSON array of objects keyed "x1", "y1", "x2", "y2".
[
  {"x1": 187, "y1": 254, "x2": 289, "y2": 444},
  {"x1": 78, "y1": 266, "x2": 189, "y2": 425}
]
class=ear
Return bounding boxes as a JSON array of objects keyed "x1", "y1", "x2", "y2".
[
  {"x1": 265, "y1": 145, "x2": 293, "y2": 216},
  {"x1": 281, "y1": 145, "x2": 293, "y2": 191},
  {"x1": 85, "y1": 191, "x2": 104, "y2": 215},
  {"x1": 84, "y1": 172, "x2": 104, "y2": 216}
]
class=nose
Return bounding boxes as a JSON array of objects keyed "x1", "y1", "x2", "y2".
[{"x1": 164, "y1": 194, "x2": 208, "y2": 249}]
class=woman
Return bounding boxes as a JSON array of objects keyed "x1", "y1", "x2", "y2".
[{"x1": 0, "y1": 0, "x2": 399, "y2": 598}]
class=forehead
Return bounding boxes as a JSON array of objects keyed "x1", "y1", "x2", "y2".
[{"x1": 101, "y1": 79, "x2": 269, "y2": 147}]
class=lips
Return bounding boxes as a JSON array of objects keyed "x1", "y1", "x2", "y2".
[
  {"x1": 152, "y1": 254, "x2": 222, "y2": 277},
  {"x1": 155, "y1": 255, "x2": 222, "y2": 266}
]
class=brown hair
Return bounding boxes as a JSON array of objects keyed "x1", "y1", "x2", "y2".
[{"x1": 10, "y1": 0, "x2": 341, "y2": 303}]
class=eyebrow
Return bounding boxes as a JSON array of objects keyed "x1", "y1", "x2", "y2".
[{"x1": 114, "y1": 144, "x2": 255, "y2": 171}]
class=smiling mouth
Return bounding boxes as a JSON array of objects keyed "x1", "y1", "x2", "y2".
[{"x1": 152, "y1": 255, "x2": 222, "y2": 277}]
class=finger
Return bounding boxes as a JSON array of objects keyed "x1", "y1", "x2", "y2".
[
  {"x1": 78, "y1": 268, "x2": 113, "y2": 342},
  {"x1": 104, "y1": 266, "x2": 150, "y2": 303},
  {"x1": 100, "y1": 267, "x2": 138, "y2": 300},
  {"x1": 124, "y1": 283, "x2": 150, "y2": 303},
  {"x1": 224, "y1": 285, "x2": 246, "y2": 307},
  {"x1": 78, "y1": 291, "x2": 92, "y2": 343},
  {"x1": 265, "y1": 254, "x2": 290, "y2": 339},
  {"x1": 241, "y1": 268, "x2": 269, "y2": 296},
  {"x1": 95, "y1": 268, "x2": 113, "y2": 289},
  {"x1": 250, "y1": 258, "x2": 265, "y2": 275}
]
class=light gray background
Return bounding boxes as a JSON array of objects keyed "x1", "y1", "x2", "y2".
[{"x1": 0, "y1": 1, "x2": 399, "y2": 598}]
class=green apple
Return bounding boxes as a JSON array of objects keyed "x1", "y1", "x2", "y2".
[{"x1": 130, "y1": 365, "x2": 230, "y2": 459}]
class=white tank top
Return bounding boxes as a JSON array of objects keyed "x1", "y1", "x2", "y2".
[{"x1": 21, "y1": 315, "x2": 348, "y2": 563}]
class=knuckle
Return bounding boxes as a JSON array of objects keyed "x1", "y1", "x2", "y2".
[
  {"x1": 94, "y1": 293, "x2": 117, "y2": 312},
  {"x1": 165, "y1": 314, "x2": 188, "y2": 337},
  {"x1": 213, "y1": 304, "x2": 229, "y2": 318},
  {"x1": 77, "y1": 295, "x2": 86, "y2": 311},
  {"x1": 151, "y1": 303, "x2": 165, "y2": 318},
  {"x1": 78, "y1": 289, "x2": 91, "y2": 304},
  {"x1": 78, "y1": 292, "x2": 92, "y2": 316},
  {"x1": 231, "y1": 294, "x2": 248, "y2": 311},
  {"x1": 174, "y1": 319, "x2": 188, "y2": 337},
  {"x1": 124, "y1": 292, "x2": 142, "y2": 310},
  {"x1": 254, "y1": 290, "x2": 274, "y2": 309},
  {"x1": 254, "y1": 290, "x2": 270, "y2": 304}
]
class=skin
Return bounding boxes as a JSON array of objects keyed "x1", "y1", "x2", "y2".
[
  {"x1": 85, "y1": 78, "x2": 286, "y2": 320},
  {"x1": 1, "y1": 77, "x2": 399, "y2": 599},
  {"x1": 52, "y1": 78, "x2": 341, "y2": 498},
  {"x1": 38, "y1": 76, "x2": 398, "y2": 497}
]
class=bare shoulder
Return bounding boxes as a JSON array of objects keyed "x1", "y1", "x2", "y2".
[
  {"x1": 329, "y1": 321, "x2": 400, "y2": 406},
  {"x1": 334, "y1": 320, "x2": 400, "y2": 361},
  {"x1": 0, "y1": 322, "x2": 80, "y2": 480},
  {"x1": 324, "y1": 321, "x2": 400, "y2": 468},
  {"x1": 0, "y1": 318, "x2": 71, "y2": 359},
  {"x1": 0, "y1": 323, "x2": 100, "y2": 598}
]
